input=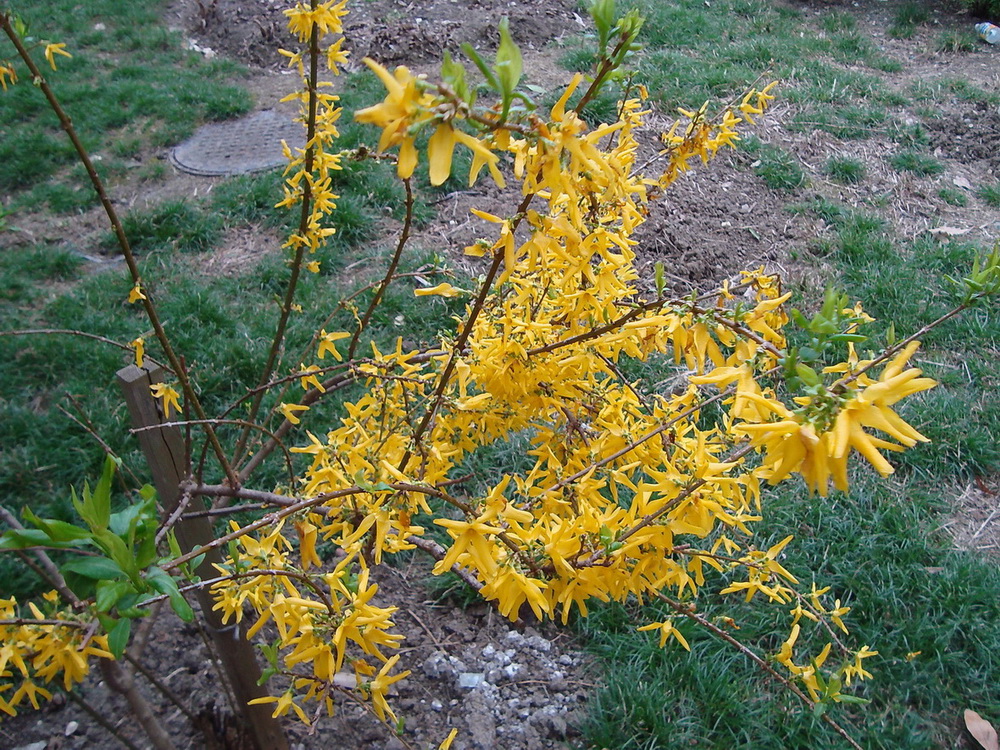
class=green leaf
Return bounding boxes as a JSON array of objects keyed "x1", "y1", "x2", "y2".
[
  {"x1": 91, "y1": 455, "x2": 117, "y2": 531},
  {"x1": 589, "y1": 0, "x2": 616, "y2": 50},
  {"x1": 495, "y1": 17, "x2": 523, "y2": 96},
  {"x1": 146, "y1": 567, "x2": 194, "y2": 622},
  {"x1": 828, "y1": 333, "x2": 867, "y2": 344},
  {"x1": 107, "y1": 617, "x2": 131, "y2": 659},
  {"x1": 95, "y1": 579, "x2": 132, "y2": 613},
  {"x1": 461, "y1": 43, "x2": 499, "y2": 91},
  {"x1": 441, "y1": 51, "x2": 469, "y2": 103},
  {"x1": 257, "y1": 666, "x2": 278, "y2": 686},
  {"x1": 0, "y1": 528, "x2": 78, "y2": 550},
  {"x1": 795, "y1": 364, "x2": 821, "y2": 387},
  {"x1": 61, "y1": 555, "x2": 127, "y2": 581},
  {"x1": 21, "y1": 509, "x2": 91, "y2": 543},
  {"x1": 836, "y1": 695, "x2": 869, "y2": 705},
  {"x1": 92, "y1": 529, "x2": 139, "y2": 581}
]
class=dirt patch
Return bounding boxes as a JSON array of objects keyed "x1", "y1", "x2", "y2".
[
  {"x1": 173, "y1": 0, "x2": 582, "y2": 71},
  {"x1": 944, "y1": 477, "x2": 1000, "y2": 557},
  {"x1": 926, "y1": 98, "x2": 1000, "y2": 173}
]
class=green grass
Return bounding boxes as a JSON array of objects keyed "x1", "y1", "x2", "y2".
[
  {"x1": 935, "y1": 29, "x2": 978, "y2": 53},
  {"x1": 0, "y1": 0, "x2": 251, "y2": 211},
  {"x1": 937, "y1": 187, "x2": 969, "y2": 207},
  {"x1": 580, "y1": 474, "x2": 1000, "y2": 749},
  {"x1": 888, "y1": 151, "x2": 945, "y2": 177},
  {"x1": 739, "y1": 136, "x2": 807, "y2": 192},
  {"x1": 590, "y1": 0, "x2": 900, "y2": 125},
  {"x1": 888, "y1": 1, "x2": 931, "y2": 38},
  {"x1": 977, "y1": 182, "x2": 1000, "y2": 208},
  {"x1": 824, "y1": 156, "x2": 866, "y2": 185}
]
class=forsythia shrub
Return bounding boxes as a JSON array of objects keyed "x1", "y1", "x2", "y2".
[{"x1": 2, "y1": 0, "x2": 998, "y2": 747}]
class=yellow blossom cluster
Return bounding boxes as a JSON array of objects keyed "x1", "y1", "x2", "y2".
[
  {"x1": 210, "y1": 520, "x2": 408, "y2": 724},
  {"x1": 273, "y1": 0, "x2": 348, "y2": 267},
  {"x1": 0, "y1": 594, "x2": 112, "y2": 717},
  {"x1": 209, "y1": 17, "x2": 938, "y2": 719}
]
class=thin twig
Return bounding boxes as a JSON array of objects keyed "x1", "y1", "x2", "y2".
[
  {"x1": 348, "y1": 177, "x2": 414, "y2": 361},
  {"x1": 0, "y1": 16, "x2": 238, "y2": 490},
  {"x1": 653, "y1": 591, "x2": 862, "y2": 750},
  {"x1": 65, "y1": 689, "x2": 143, "y2": 750}
]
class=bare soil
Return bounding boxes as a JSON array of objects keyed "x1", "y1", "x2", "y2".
[{"x1": 4, "y1": 0, "x2": 1000, "y2": 748}]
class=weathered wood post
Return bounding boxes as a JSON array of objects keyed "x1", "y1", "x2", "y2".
[{"x1": 117, "y1": 364, "x2": 288, "y2": 750}]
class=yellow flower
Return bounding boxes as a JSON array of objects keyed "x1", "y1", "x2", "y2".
[
  {"x1": 131, "y1": 337, "x2": 145, "y2": 368},
  {"x1": 149, "y1": 382, "x2": 181, "y2": 418},
  {"x1": 249, "y1": 690, "x2": 311, "y2": 724},
  {"x1": 279, "y1": 402, "x2": 309, "y2": 425},
  {"x1": 128, "y1": 282, "x2": 146, "y2": 304},
  {"x1": 354, "y1": 59, "x2": 429, "y2": 179},
  {"x1": 298, "y1": 365, "x2": 326, "y2": 392},
  {"x1": 638, "y1": 619, "x2": 691, "y2": 650},
  {"x1": 438, "y1": 729, "x2": 459, "y2": 750},
  {"x1": 317, "y1": 329, "x2": 349, "y2": 360},
  {"x1": 843, "y1": 645, "x2": 878, "y2": 686},
  {"x1": 366, "y1": 654, "x2": 411, "y2": 721},
  {"x1": 283, "y1": 0, "x2": 348, "y2": 43},
  {"x1": 414, "y1": 282, "x2": 462, "y2": 298},
  {"x1": 0, "y1": 62, "x2": 17, "y2": 91},
  {"x1": 43, "y1": 43, "x2": 72, "y2": 71},
  {"x1": 325, "y1": 36, "x2": 349, "y2": 74}
]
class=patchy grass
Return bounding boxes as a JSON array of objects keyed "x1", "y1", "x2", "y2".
[
  {"x1": 937, "y1": 187, "x2": 969, "y2": 207},
  {"x1": 888, "y1": 1, "x2": 930, "y2": 38},
  {"x1": 825, "y1": 156, "x2": 867, "y2": 185},
  {"x1": 977, "y1": 182, "x2": 1000, "y2": 208},
  {"x1": 739, "y1": 136, "x2": 808, "y2": 192},
  {"x1": 0, "y1": 0, "x2": 251, "y2": 212},
  {"x1": 935, "y1": 29, "x2": 978, "y2": 53},
  {"x1": 556, "y1": 0, "x2": 900, "y2": 140},
  {"x1": 888, "y1": 151, "x2": 945, "y2": 176}
]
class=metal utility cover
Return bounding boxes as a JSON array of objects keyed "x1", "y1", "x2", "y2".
[{"x1": 169, "y1": 109, "x2": 305, "y2": 176}]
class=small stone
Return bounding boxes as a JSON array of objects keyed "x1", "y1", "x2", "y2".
[
  {"x1": 65, "y1": 721, "x2": 79, "y2": 736},
  {"x1": 421, "y1": 651, "x2": 454, "y2": 679},
  {"x1": 458, "y1": 672, "x2": 485, "y2": 689},
  {"x1": 430, "y1": 699, "x2": 444, "y2": 712},
  {"x1": 502, "y1": 663, "x2": 522, "y2": 679}
]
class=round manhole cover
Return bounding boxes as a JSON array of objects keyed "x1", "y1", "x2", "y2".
[{"x1": 170, "y1": 109, "x2": 306, "y2": 176}]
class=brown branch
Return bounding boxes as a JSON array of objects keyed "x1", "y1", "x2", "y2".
[
  {"x1": 407, "y1": 536, "x2": 484, "y2": 592},
  {"x1": 162, "y1": 485, "x2": 365, "y2": 571},
  {"x1": 0, "y1": 329, "x2": 165, "y2": 371},
  {"x1": 348, "y1": 177, "x2": 414, "y2": 361},
  {"x1": 831, "y1": 302, "x2": 968, "y2": 393}
]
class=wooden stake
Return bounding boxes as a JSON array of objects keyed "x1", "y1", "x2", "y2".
[{"x1": 117, "y1": 365, "x2": 288, "y2": 750}]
